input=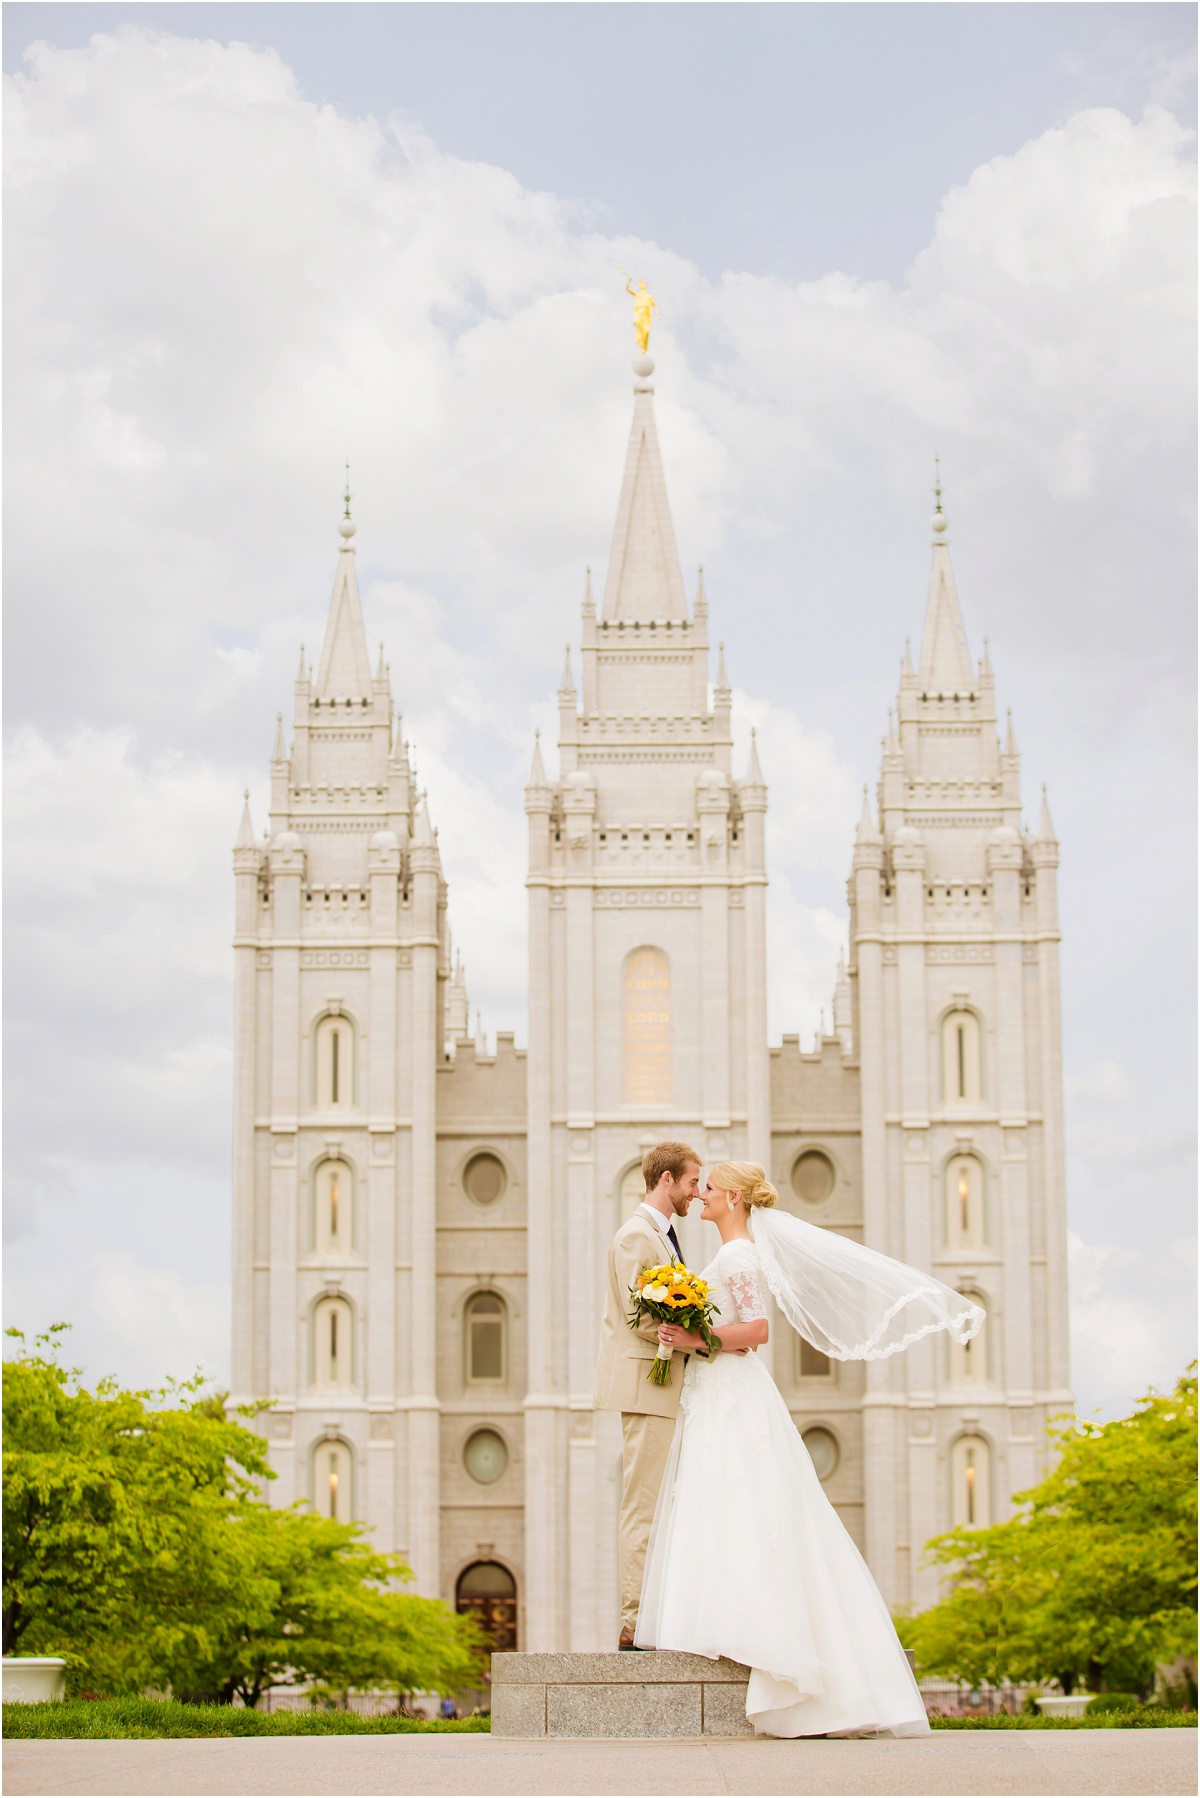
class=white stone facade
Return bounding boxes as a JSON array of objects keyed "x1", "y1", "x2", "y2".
[{"x1": 230, "y1": 373, "x2": 1071, "y2": 1649}]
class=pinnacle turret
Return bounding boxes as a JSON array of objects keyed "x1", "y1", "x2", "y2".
[
  {"x1": 235, "y1": 788, "x2": 256, "y2": 849},
  {"x1": 744, "y1": 726, "x2": 765, "y2": 787},
  {"x1": 526, "y1": 731, "x2": 547, "y2": 788},
  {"x1": 1035, "y1": 786, "x2": 1057, "y2": 842}
]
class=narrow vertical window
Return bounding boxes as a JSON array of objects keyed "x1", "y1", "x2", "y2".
[
  {"x1": 314, "y1": 1014, "x2": 355, "y2": 1110},
  {"x1": 465, "y1": 1292, "x2": 506, "y2": 1383},
  {"x1": 315, "y1": 1160, "x2": 352, "y2": 1256},
  {"x1": 951, "y1": 1434, "x2": 991, "y2": 1528},
  {"x1": 942, "y1": 1008, "x2": 982, "y2": 1105},
  {"x1": 964, "y1": 1445, "x2": 976, "y2": 1524},
  {"x1": 946, "y1": 1158, "x2": 985, "y2": 1250},
  {"x1": 625, "y1": 947, "x2": 671, "y2": 1106},
  {"x1": 957, "y1": 1024, "x2": 966, "y2": 1099},
  {"x1": 949, "y1": 1289, "x2": 988, "y2": 1385},
  {"x1": 328, "y1": 1449, "x2": 340, "y2": 1519},
  {"x1": 314, "y1": 1296, "x2": 353, "y2": 1388}
]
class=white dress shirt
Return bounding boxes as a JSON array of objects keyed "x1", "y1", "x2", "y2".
[{"x1": 637, "y1": 1200, "x2": 680, "y2": 1261}]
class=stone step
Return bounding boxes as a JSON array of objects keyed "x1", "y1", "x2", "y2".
[{"x1": 490, "y1": 1650, "x2": 755, "y2": 1738}]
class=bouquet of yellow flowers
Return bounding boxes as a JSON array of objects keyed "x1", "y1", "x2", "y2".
[{"x1": 627, "y1": 1262, "x2": 720, "y2": 1385}]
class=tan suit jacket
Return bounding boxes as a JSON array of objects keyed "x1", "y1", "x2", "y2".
[{"x1": 594, "y1": 1210, "x2": 684, "y2": 1419}]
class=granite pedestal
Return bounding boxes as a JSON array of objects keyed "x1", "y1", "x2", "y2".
[{"x1": 490, "y1": 1651, "x2": 755, "y2": 1738}]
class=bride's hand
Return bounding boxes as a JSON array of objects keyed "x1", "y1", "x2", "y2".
[{"x1": 657, "y1": 1323, "x2": 703, "y2": 1350}]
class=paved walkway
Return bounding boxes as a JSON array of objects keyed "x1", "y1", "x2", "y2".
[{"x1": 4, "y1": 1729, "x2": 1197, "y2": 1797}]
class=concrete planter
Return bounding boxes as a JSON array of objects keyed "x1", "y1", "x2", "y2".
[
  {"x1": 2, "y1": 1657, "x2": 67, "y2": 1704},
  {"x1": 1034, "y1": 1693, "x2": 1095, "y2": 1718}
]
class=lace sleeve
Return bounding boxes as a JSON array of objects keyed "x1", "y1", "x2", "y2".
[{"x1": 725, "y1": 1249, "x2": 768, "y2": 1323}]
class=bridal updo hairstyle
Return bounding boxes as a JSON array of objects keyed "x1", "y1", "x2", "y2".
[{"x1": 709, "y1": 1160, "x2": 778, "y2": 1211}]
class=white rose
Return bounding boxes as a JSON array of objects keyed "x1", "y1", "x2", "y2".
[{"x1": 646, "y1": 1284, "x2": 668, "y2": 1302}]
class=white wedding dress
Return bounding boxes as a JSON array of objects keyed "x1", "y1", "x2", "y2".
[{"x1": 635, "y1": 1237, "x2": 930, "y2": 1738}]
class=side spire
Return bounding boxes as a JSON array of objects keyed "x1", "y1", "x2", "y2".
[
  {"x1": 271, "y1": 713, "x2": 285, "y2": 762},
  {"x1": 856, "y1": 785, "x2": 880, "y2": 842},
  {"x1": 600, "y1": 358, "x2": 688, "y2": 623},
  {"x1": 314, "y1": 484, "x2": 373, "y2": 700},
  {"x1": 916, "y1": 469, "x2": 974, "y2": 694},
  {"x1": 235, "y1": 788, "x2": 255, "y2": 849},
  {"x1": 744, "y1": 725, "x2": 764, "y2": 786},
  {"x1": 527, "y1": 729, "x2": 547, "y2": 788},
  {"x1": 1035, "y1": 785, "x2": 1057, "y2": 842}
]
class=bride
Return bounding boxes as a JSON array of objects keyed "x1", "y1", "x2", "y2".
[{"x1": 635, "y1": 1159, "x2": 984, "y2": 1738}]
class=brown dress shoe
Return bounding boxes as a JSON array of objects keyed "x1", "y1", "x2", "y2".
[{"x1": 619, "y1": 1627, "x2": 651, "y2": 1651}]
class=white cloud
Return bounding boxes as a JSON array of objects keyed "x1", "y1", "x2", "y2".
[
  {"x1": 1065, "y1": 1060, "x2": 1135, "y2": 1107},
  {"x1": 3, "y1": 28, "x2": 1193, "y2": 1408},
  {"x1": 1068, "y1": 1231, "x2": 1196, "y2": 1419}
]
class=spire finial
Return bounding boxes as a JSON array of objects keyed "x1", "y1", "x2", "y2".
[
  {"x1": 717, "y1": 640, "x2": 729, "y2": 689},
  {"x1": 339, "y1": 463, "x2": 356, "y2": 542},
  {"x1": 931, "y1": 455, "x2": 947, "y2": 538}
]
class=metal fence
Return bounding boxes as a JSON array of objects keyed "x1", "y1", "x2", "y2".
[{"x1": 919, "y1": 1677, "x2": 1045, "y2": 1716}]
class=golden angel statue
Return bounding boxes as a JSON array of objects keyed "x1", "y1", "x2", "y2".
[{"x1": 625, "y1": 277, "x2": 659, "y2": 354}]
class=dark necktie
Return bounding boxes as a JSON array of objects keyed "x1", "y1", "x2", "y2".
[{"x1": 666, "y1": 1222, "x2": 682, "y2": 1262}]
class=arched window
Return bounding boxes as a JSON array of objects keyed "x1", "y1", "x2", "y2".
[
  {"x1": 314, "y1": 1159, "x2": 353, "y2": 1255},
  {"x1": 464, "y1": 1291, "x2": 506, "y2": 1383},
  {"x1": 945, "y1": 1154, "x2": 986, "y2": 1250},
  {"x1": 314, "y1": 1438, "x2": 352, "y2": 1521},
  {"x1": 624, "y1": 947, "x2": 671, "y2": 1106},
  {"x1": 456, "y1": 1561, "x2": 517, "y2": 1652},
  {"x1": 619, "y1": 1162, "x2": 648, "y2": 1222},
  {"x1": 951, "y1": 1434, "x2": 992, "y2": 1529},
  {"x1": 313, "y1": 1294, "x2": 354, "y2": 1388},
  {"x1": 949, "y1": 1290, "x2": 989, "y2": 1385},
  {"x1": 314, "y1": 1012, "x2": 355, "y2": 1110},
  {"x1": 942, "y1": 1007, "x2": 983, "y2": 1106}
]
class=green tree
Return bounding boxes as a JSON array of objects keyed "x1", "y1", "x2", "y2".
[
  {"x1": 158, "y1": 1503, "x2": 485, "y2": 1707},
  {"x1": 3, "y1": 1329, "x2": 484, "y2": 1704},
  {"x1": 902, "y1": 1369, "x2": 1197, "y2": 1695}
]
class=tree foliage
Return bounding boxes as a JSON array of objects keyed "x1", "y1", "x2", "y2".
[
  {"x1": 3, "y1": 1328, "x2": 484, "y2": 1703},
  {"x1": 902, "y1": 1369, "x2": 1197, "y2": 1695}
]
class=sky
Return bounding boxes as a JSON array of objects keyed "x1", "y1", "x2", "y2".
[{"x1": 3, "y1": 2, "x2": 1195, "y2": 1423}]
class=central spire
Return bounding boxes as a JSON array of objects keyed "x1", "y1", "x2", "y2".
[
  {"x1": 600, "y1": 356, "x2": 688, "y2": 624},
  {"x1": 314, "y1": 476, "x2": 374, "y2": 700},
  {"x1": 916, "y1": 472, "x2": 974, "y2": 695}
]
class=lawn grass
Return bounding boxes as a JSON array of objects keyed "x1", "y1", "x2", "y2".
[
  {"x1": 3, "y1": 1697, "x2": 490, "y2": 1739},
  {"x1": 928, "y1": 1709, "x2": 1197, "y2": 1730},
  {"x1": 4, "y1": 1696, "x2": 1195, "y2": 1740}
]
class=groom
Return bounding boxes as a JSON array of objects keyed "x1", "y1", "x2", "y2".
[{"x1": 594, "y1": 1141, "x2": 703, "y2": 1649}]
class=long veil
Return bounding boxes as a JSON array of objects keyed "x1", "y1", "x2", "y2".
[{"x1": 748, "y1": 1207, "x2": 984, "y2": 1360}]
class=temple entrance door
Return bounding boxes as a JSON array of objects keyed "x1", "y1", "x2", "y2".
[{"x1": 456, "y1": 1560, "x2": 518, "y2": 1653}]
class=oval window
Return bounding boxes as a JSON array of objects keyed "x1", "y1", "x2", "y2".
[
  {"x1": 463, "y1": 1428, "x2": 508, "y2": 1485},
  {"x1": 463, "y1": 1152, "x2": 506, "y2": 1206},
  {"x1": 792, "y1": 1150, "x2": 835, "y2": 1205},
  {"x1": 802, "y1": 1426, "x2": 839, "y2": 1482}
]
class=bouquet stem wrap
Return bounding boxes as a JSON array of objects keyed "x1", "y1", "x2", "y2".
[{"x1": 627, "y1": 1262, "x2": 719, "y2": 1385}]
